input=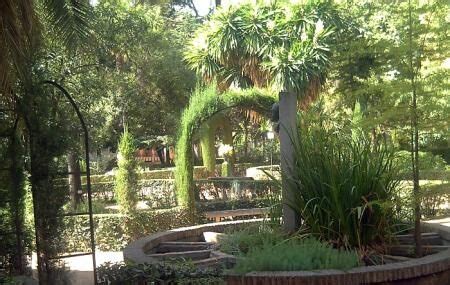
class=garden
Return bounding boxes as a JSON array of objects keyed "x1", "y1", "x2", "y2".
[{"x1": 0, "y1": 0, "x2": 449, "y2": 284}]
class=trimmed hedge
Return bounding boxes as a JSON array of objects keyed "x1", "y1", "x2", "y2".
[
  {"x1": 80, "y1": 164, "x2": 256, "y2": 185},
  {"x1": 97, "y1": 261, "x2": 224, "y2": 285},
  {"x1": 62, "y1": 208, "x2": 196, "y2": 252}
]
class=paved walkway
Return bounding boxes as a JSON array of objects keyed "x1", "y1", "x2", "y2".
[
  {"x1": 32, "y1": 251, "x2": 123, "y2": 285},
  {"x1": 424, "y1": 217, "x2": 450, "y2": 227}
]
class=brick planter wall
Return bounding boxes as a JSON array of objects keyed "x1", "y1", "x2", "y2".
[{"x1": 124, "y1": 220, "x2": 450, "y2": 285}]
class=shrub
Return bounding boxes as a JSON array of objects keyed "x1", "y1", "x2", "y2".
[
  {"x1": 62, "y1": 208, "x2": 195, "y2": 252},
  {"x1": 197, "y1": 198, "x2": 273, "y2": 212},
  {"x1": 115, "y1": 129, "x2": 139, "y2": 214},
  {"x1": 219, "y1": 224, "x2": 284, "y2": 256},
  {"x1": 287, "y1": 127, "x2": 400, "y2": 248},
  {"x1": 395, "y1": 182, "x2": 450, "y2": 220},
  {"x1": 394, "y1": 150, "x2": 447, "y2": 174},
  {"x1": 421, "y1": 182, "x2": 450, "y2": 217},
  {"x1": 231, "y1": 238, "x2": 360, "y2": 274},
  {"x1": 97, "y1": 261, "x2": 224, "y2": 285}
]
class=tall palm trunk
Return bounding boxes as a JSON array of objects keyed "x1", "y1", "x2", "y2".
[{"x1": 9, "y1": 129, "x2": 26, "y2": 274}]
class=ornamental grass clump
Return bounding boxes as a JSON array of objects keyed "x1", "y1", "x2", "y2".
[{"x1": 287, "y1": 127, "x2": 400, "y2": 248}]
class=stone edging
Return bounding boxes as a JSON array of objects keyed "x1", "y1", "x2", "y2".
[{"x1": 123, "y1": 219, "x2": 261, "y2": 264}]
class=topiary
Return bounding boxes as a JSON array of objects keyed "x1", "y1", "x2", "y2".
[{"x1": 114, "y1": 128, "x2": 138, "y2": 215}]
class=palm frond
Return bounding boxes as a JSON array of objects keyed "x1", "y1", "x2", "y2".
[
  {"x1": 0, "y1": 0, "x2": 38, "y2": 97},
  {"x1": 42, "y1": 0, "x2": 91, "y2": 48}
]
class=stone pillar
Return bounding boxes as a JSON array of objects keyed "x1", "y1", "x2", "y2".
[{"x1": 279, "y1": 91, "x2": 300, "y2": 232}]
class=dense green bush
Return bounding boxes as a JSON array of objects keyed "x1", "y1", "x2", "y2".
[
  {"x1": 287, "y1": 127, "x2": 400, "y2": 248},
  {"x1": 421, "y1": 183, "x2": 450, "y2": 217},
  {"x1": 97, "y1": 261, "x2": 224, "y2": 285},
  {"x1": 115, "y1": 130, "x2": 139, "y2": 214},
  {"x1": 231, "y1": 238, "x2": 360, "y2": 274},
  {"x1": 395, "y1": 182, "x2": 450, "y2": 220},
  {"x1": 62, "y1": 208, "x2": 195, "y2": 251},
  {"x1": 394, "y1": 150, "x2": 447, "y2": 174}
]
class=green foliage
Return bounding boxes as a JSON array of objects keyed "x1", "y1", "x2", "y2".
[
  {"x1": 115, "y1": 129, "x2": 139, "y2": 214},
  {"x1": 420, "y1": 182, "x2": 450, "y2": 218},
  {"x1": 0, "y1": 131, "x2": 32, "y2": 274},
  {"x1": 198, "y1": 198, "x2": 275, "y2": 213},
  {"x1": 62, "y1": 208, "x2": 194, "y2": 252},
  {"x1": 394, "y1": 151, "x2": 447, "y2": 174},
  {"x1": 185, "y1": 0, "x2": 349, "y2": 93},
  {"x1": 199, "y1": 121, "x2": 217, "y2": 173},
  {"x1": 221, "y1": 161, "x2": 231, "y2": 177},
  {"x1": 329, "y1": 0, "x2": 449, "y2": 163},
  {"x1": 219, "y1": 224, "x2": 284, "y2": 256},
  {"x1": 395, "y1": 181, "x2": 450, "y2": 220},
  {"x1": 97, "y1": 261, "x2": 224, "y2": 285},
  {"x1": 231, "y1": 237, "x2": 360, "y2": 274},
  {"x1": 175, "y1": 85, "x2": 276, "y2": 217},
  {"x1": 287, "y1": 125, "x2": 400, "y2": 248}
]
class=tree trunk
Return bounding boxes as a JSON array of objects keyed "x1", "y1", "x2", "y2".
[
  {"x1": 408, "y1": 0, "x2": 422, "y2": 258},
  {"x1": 279, "y1": 91, "x2": 300, "y2": 233},
  {"x1": 9, "y1": 131, "x2": 26, "y2": 274},
  {"x1": 68, "y1": 151, "x2": 82, "y2": 211}
]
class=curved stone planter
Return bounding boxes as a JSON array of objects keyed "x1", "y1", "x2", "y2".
[
  {"x1": 124, "y1": 220, "x2": 260, "y2": 267},
  {"x1": 124, "y1": 220, "x2": 450, "y2": 285}
]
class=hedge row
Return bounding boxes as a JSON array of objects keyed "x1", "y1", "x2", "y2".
[
  {"x1": 81, "y1": 163, "x2": 258, "y2": 184},
  {"x1": 62, "y1": 208, "x2": 196, "y2": 252}
]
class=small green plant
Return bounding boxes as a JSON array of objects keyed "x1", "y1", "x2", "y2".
[
  {"x1": 219, "y1": 224, "x2": 285, "y2": 255},
  {"x1": 232, "y1": 238, "x2": 360, "y2": 274},
  {"x1": 114, "y1": 129, "x2": 139, "y2": 214}
]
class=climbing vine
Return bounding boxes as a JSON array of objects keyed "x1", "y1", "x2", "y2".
[{"x1": 175, "y1": 85, "x2": 276, "y2": 219}]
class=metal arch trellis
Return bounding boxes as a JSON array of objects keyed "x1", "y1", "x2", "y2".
[{"x1": 39, "y1": 80, "x2": 98, "y2": 284}]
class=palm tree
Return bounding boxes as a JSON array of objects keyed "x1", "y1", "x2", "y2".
[
  {"x1": 185, "y1": 1, "x2": 346, "y2": 95},
  {"x1": 0, "y1": 0, "x2": 90, "y2": 98},
  {"x1": 185, "y1": 0, "x2": 349, "y2": 231}
]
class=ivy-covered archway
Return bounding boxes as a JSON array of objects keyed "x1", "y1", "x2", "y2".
[{"x1": 175, "y1": 85, "x2": 276, "y2": 218}]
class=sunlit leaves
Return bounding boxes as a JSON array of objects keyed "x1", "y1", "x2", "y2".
[{"x1": 185, "y1": 1, "x2": 347, "y2": 93}]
